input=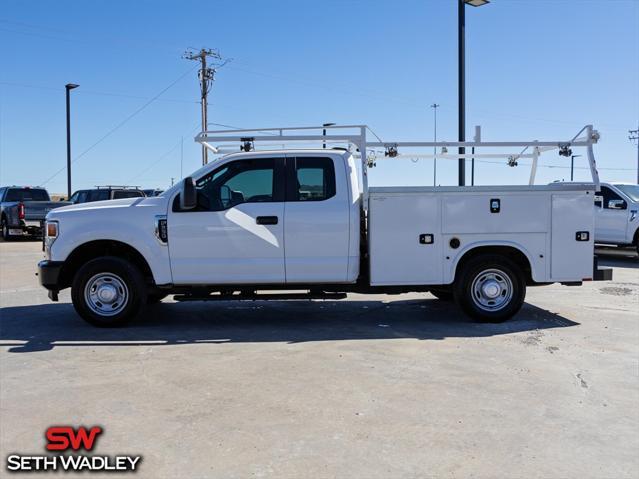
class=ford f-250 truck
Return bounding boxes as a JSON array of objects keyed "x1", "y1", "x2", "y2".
[
  {"x1": 38, "y1": 124, "x2": 612, "y2": 326},
  {"x1": 0, "y1": 186, "x2": 70, "y2": 240}
]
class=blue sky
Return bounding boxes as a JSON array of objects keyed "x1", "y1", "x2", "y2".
[{"x1": 1, "y1": 0, "x2": 638, "y2": 194}]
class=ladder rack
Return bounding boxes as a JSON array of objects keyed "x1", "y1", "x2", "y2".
[{"x1": 195, "y1": 124, "x2": 601, "y2": 202}]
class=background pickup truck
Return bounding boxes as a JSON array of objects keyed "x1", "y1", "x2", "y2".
[
  {"x1": 0, "y1": 186, "x2": 70, "y2": 240},
  {"x1": 594, "y1": 182, "x2": 639, "y2": 255}
]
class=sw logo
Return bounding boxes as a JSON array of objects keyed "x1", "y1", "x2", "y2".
[
  {"x1": 46, "y1": 426, "x2": 103, "y2": 451},
  {"x1": 6, "y1": 425, "x2": 141, "y2": 473}
]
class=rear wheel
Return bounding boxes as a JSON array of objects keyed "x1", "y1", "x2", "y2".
[
  {"x1": 453, "y1": 254, "x2": 526, "y2": 322},
  {"x1": 71, "y1": 256, "x2": 147, "y2": 327},
  {"x1": 1, "y1": 217, "x2": 13, "y2": 241}
]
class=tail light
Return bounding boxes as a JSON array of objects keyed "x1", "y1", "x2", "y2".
[{"x1": 18, "y1": 203, "x2": 25, "y2": 220}]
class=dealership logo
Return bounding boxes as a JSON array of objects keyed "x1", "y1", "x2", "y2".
[{"x1": 6, "y1": 426, "x2": 141, "y2": 473}]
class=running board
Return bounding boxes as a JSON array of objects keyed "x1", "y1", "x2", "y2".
[{"x1": 173, "y1": 292, "x2": 348, "y2": 302}]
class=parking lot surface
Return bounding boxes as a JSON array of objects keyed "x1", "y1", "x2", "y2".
[{"x1": 1, "y1": 240, "x2": 638, "y2": 478}]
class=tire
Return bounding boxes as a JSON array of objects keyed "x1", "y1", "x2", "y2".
[
  {"x1": 71, "y1": 256, "x2": 147, "y2": 327},
  {"x1": 453, "y1": 254, "x2": 526, "y2": 323},
  {"x1": 429, "y1": 288, "x2": 454, "y2": 301},
  {"x1": 1, "y1": 217, "x2": 13, "y2": 241},
  {"x1": 147, "y1": 293, "x2": 169, "y2": 304}
]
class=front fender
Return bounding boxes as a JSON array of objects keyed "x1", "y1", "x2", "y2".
[{"x1": 49, "y1": 199, "x2": 172, "y2": 284}]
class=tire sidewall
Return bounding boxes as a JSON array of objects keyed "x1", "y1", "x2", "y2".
[
  {"x1": 454, "y1": 255, "x2": 526, "y2": 322},
  {"x1": 1, "y1": 218, "x2": 12, "y2": 241},
  {"x1": 71, "y1": 256, "x2": 147, "y2": 327}
]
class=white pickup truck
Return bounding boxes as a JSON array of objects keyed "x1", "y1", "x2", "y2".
[
  {"x1": 38, "y1": 125, "x2": 612, "y2": 326},
  {"x1": 594, "y1": 182, "x2": 639, "y2": 253}
]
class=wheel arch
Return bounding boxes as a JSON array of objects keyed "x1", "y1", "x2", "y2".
[
  {"x1": 59, "y1": 240, "x2": 155, "y2": 289},
  {"x1": 451, "y1": 243, "x2": 536, "y2": 285}
]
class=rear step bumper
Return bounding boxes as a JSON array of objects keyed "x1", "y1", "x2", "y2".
[
  {"x1": 593, "y1": 256, "x2": 613, "y2": 281},
  {"x1": 174, "y1": 292, "x2": 348, "y2": 302}
]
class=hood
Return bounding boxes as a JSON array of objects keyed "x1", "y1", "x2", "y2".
[{"x1": 46, "y1": 196, "x2": 167, "y2": 220}]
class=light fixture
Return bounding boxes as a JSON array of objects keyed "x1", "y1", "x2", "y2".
[{"x1": 464, "y1": 0, "x2": 490, "y2": 6}]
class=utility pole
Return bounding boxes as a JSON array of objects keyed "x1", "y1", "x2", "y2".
[
  {"x1": 430, "y1": 103, "x2": 440, "y2": 186},
  {"x1": 630, "y1": 127, "x2": 638, "y2": 184},
  {"x1": 65, "y1": 83, "x2": 79, "y2": 199},
  {"x1": 184, "y1": 48, "x2": 223, "y2": 165}
]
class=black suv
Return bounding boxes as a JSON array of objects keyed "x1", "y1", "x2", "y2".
[{"x1": 69, "y1": 187, "x2": 145, "y2": 204}]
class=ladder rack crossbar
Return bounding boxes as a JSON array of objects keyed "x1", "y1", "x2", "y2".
[{"x1": 194, "y1": 124, "x2": 601, "y2": 195}]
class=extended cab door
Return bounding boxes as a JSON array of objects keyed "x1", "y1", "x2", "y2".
[
  {"x1": 284, "y1": 155, "x2": 351, "y2": 283},
  {"x1": 168, "y1": 157, "x2": 286, "y2": 284},
  {"x1": 595, "y1": 185, "x2": 629, "y2": 243}
]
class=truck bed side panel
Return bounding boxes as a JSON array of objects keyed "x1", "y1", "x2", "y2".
[
  {"x1": 550, "y1": 192, "x2": 595, "y2": 281},
  {"x1": 369, "y1": 194, "x2": 443, "y2": 285}
]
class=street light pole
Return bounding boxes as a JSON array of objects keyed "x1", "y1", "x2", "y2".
[
  {"x1": 458, "y1": 0, "x2": 489, "y2": 186},
  {"x1": 458, "y1": 0, "x2": 466, "y2": 186},
  {"x1": 65, "y1": 83, "x2": 79, "y2": 199},
  {"x1": 570, "y1": 154, "x2": 582, "y2": 181},
  {"x1": 430, "y1": 103, "x2": 440, "y2": 186},
  {"x1": 323, "y1": 122, "x2": 336, "y2": 149}
]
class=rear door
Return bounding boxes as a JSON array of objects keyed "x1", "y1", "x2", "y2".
[
  {"x1": 168, "y1": 157, "x2": 287, "y2": 285},
  {"x1": 284, "y1": 155, "x2": 350, "y2": 283}
]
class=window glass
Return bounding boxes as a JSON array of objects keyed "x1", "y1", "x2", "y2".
[
  {"x1": 88, "y1": 190, "x2": 109, "y2": 202},
  {"x1": 5, "y1": 188, "x2": 50, "y2": 201},
  {"x1": 292, "y1": 157, "x2": 335, "y2": 201},
  {"x1": 193, "y1": 159, "x2": 277, "y2": 211},
  {"x1": 596, "y1": 186, "x2": 623, "y2": 209},
  {"x1": 113, "y1": 190, "x2": 143, "y2": 199},
  {"x1": 616, "y1": 184, "x2": 639, "y2": 203}
]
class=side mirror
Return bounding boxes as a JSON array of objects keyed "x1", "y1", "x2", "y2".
[
  {"x1": 180, "y1": 177, "x2": 197, "y2": 210},
  {"x1": 608, "y1": 199, "x2": 627, "y2": 210},
  {"x1": 59, "y1": 197, "x2": 66, "y2": 202},
  {"x1": 220, "y1": 185, "x2": 231, "y2": 208}
]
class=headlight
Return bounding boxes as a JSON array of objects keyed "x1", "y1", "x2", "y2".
[
  {"x1": 44, "y1": 220, "x2": 59, "y2": 256},
  {"x1": 46, "y1": 221, "x2": 58, "y2": 238}
]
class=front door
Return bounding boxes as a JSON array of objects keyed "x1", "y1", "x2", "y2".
[
  {"x1": 168, "y1": 157, "x2": 286, "y2": 284},
  {"x1": 595, "y1": 186, "x2": 628, "y2": 243}
]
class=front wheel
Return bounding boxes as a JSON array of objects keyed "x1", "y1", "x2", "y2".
[
  {"x1": 453, "y1": 254, "x2": 526, "y2": 322},
  {"x1": 71, "y1": 256, "x2": 147, "y2": 327}
]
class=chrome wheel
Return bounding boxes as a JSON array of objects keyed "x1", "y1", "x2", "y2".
[
  {"x1": 84, "y1": 273, "x2": 129, "y2": 316},
  {"x1": 470, "y1": 268, "x2": 513, "y2": 312}
]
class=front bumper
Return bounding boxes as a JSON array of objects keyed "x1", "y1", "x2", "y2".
[{"x1": 37, "y1": 260, "x2": 64, "y2": 291}]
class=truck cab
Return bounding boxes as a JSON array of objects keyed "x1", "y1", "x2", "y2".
[{"x1": 594, "y1": 182, "x2": 639, "y2": 252}]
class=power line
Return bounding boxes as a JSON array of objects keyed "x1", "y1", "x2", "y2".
[
  {"x1": 0, "y1": 81, "x2": 197, "y2": 104},
  {"x1": 39, "y1": 66, "x2": 197, "y2": 187},
  {"x1": 126, "y1": 123, "x2": 201, "y2": 184}
]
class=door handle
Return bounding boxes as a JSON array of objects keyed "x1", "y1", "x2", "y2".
[{"x1": 256, "y1": 216, "x2": 278, "y2": 225}]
